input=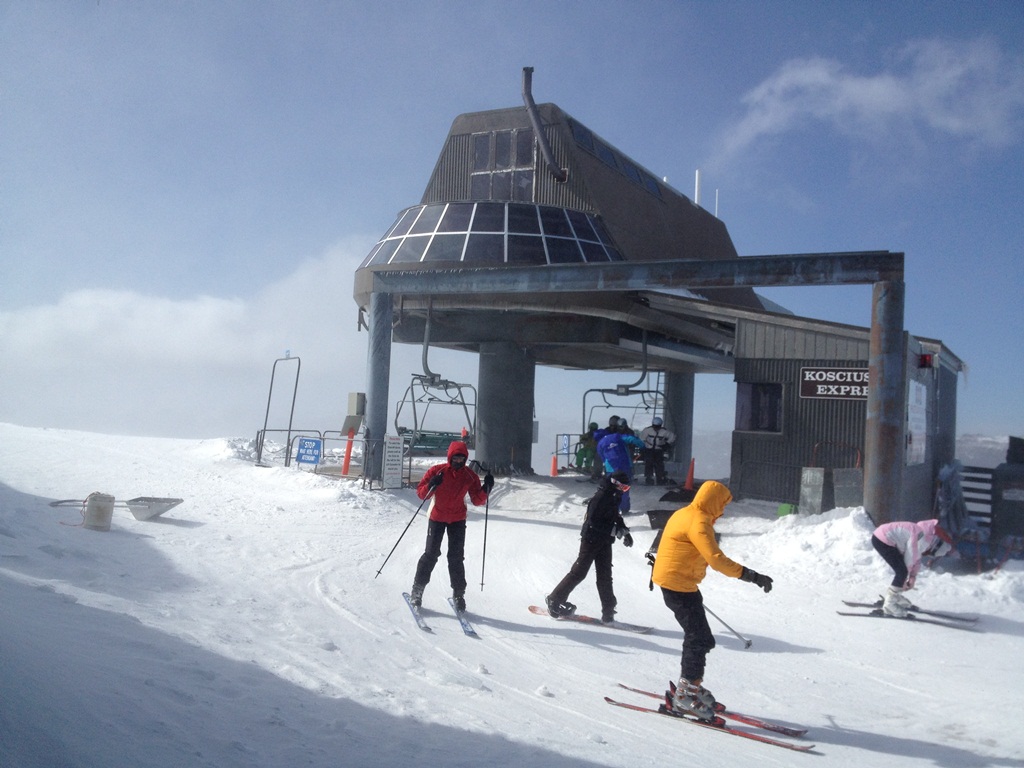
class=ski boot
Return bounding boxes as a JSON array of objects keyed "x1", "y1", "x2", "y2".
[
  {"x1": 409, "y1": 583, "x2": 425, "y2": 608},
  {"x1": 669, "y1": 678, "x2": 717, "y2": 721},
  {"x1": 882, "y1": 586, "x2": 909, "y2": 617},
  {"x1": 545, "y1": 595, "x2": 576, "y2": 618},
  {"x1": 452, "y1": 590, "x2": 466, "y2": 612},
  {"x1": 601, "y1": 608, "x2": 616, "y2": 624}
]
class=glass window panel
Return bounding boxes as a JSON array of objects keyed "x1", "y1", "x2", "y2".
[
  {"x1": 545, "y1": 237, "x2": 583, "y2": 263},
  {"x1": 389, "y1": 208, "x2": 420, "y2": 238},
  {"x1": 408, "y1": 204, "x2": 444, "y2": 235},
  {"x1": 642, "y1": 173, "x2": 663, "y2": 198},
  {"x1": 373, "y1": 238, "x2": 402, "y2": 265},
  {"x1": 470, "y1": 173, "x2": 490, "y2": 200},
  {"x1": 464, "y1": 233, "x2": 505, "y2": 263},
  {"x1": 735, "y1": 383, "x2": 783, "y2": 433},
  {"x1": 512, "y1": 170, "x2": 534, "y2": 201},
  {"x1": 437, "y1": 203, "x2": 474, "y2": 233},
  {"x1": 492, "y1": 171, "x2": 512, "y2": 201},
  {"x1": 580, "y1": 241, "x2": 610, "y2": 262},
  {"x1": 566, "y1": 209, "x2": 597, "y2": 241},
  {"x1": 495, "y1": 131, "x2": 512, "y2": 169},
  {"x1": 472, "y1": 133, "x2": 490, "y2": 171},
  {"x1": 358, "y1": 242, "x2": 383, "y2": 269},
  {"x1": 471, "y1": 202, "x2": 505, "y2": 232},
  {"x1": 507, "y1": 203, "x2": 540, "y2": 234},
  {"x1": 569, "y1": 119, "x2": 594, "y2": 152},
  {"x1": 589, "y1": 216, "x2": 614, "y2": 245},
  {"x1": 507, "y1": 235, "x2": 547, "y2": 264},
  {"x1": 595, "y1": 140, "x2": 618, "y2": 170},
  {"x1": 391, "y1": 236, "x2": 429, "y2": 263},
  {"x1": 515, "y1": 129, "x2": 534, "y2": 167},
  {"x1": 423, "y1": 234, "x2": 467, "y2": 262},
  {"x1": 621, "y1": 158, "x2": 642, "y2": 184},
  {"x1": 539, "y1": 206, "x2": 574, "y2": 237}
]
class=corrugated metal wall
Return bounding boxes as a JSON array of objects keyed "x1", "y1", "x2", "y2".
[
  {"x1": 421, "y1": 133, "x2": 472, "y2": 204},
  {"x1": 730, "y1": 357, "x2": 869, "y2": 502},
  {"x1": 535, "y1": 129, "x2": 593, "y2": 211},
  {"x1": 735, "y1": 321, "x2": 870, "y2": 360},
  {"x1": 733, "y1": 318, "x2": 870, "y2": 502}
]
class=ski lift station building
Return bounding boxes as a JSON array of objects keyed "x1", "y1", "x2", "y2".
[{"x1": 353, "y1": 69, "x2": 963, "y2": 525}]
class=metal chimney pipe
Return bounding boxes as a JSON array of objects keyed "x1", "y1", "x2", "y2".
[{"x1": 522, "y1": 67, "x2": 568, "y2": 183}]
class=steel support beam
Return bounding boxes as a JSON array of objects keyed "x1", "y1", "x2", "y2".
[
  {"x1": 364, "y1": 291, "x2": 393, "y2": 481},
  {"x1": 369, "y1": 251, "x2": 903, "y2": 296},
  {"x1": 863, "y1": 281, "x2": 906, "y2": 525}
]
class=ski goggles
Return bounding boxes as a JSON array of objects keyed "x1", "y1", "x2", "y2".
[
  {"x1": 610, "y1": 478, "x2": 631, "y2": 492},
  {"x1": 450, "y1": 454, "x2": 468, "y2": 467}
]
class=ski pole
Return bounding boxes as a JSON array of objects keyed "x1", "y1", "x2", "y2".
[
  {"x1": 470, "y1": 459, "x2": 492, "y2": 592},
  {"x1": 480, "y1": 491, "x2": 490, "y2": 591},
  {"x1": 705, "y1": 604, "x2": 752, "y2": 648},
  {"x1": 375, "y1": 489, "x2": 433, "y2": 578}
]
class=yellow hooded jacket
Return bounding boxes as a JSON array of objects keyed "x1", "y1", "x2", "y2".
[{"x1": 652, "y1": 481, "x2": 744, "y2": 592}]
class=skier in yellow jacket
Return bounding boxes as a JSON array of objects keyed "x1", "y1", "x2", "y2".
[{"x1": 651, "y1": 480, "x2": 773, "y2": 721}]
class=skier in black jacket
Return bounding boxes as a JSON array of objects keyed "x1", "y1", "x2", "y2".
[{"x1": 545, "y1": 471, "x2": 634, "y2": 623}]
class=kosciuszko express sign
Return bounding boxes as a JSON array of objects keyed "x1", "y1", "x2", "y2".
[{"x1": 799, "y1": 367, "x2": 870, "y2": 400}]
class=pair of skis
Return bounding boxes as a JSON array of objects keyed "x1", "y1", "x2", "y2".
[
  {"x1": 402, "y1": 592, "x2": 478, "y2": 636},
  {"x1": 606, "y1": 683, "x2": 814, "y2": 752},
  {"x1": 837, "y1": 599, "x2": 980, "y2": 631}
]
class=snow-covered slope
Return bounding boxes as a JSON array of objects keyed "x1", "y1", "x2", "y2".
[{"x1": 1, "y1": 423, "x2": 1022, "y2": 767}]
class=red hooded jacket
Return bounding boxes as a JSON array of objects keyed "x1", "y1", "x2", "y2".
[{"x1": 416, "y1": 441, "x2": 489, "y2": 523}]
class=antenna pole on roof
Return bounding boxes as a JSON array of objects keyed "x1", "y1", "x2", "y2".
[{"x1": 522, "y1": 67, "x2": 568, "y2": 184}]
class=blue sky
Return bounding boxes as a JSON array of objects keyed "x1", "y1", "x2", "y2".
[{"x1": 2, "y1": 1, "x2": 1022, "y2": 452}]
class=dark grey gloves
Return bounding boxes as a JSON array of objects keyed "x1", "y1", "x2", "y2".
[{"x1": 740, "y1": 567, "x2": 773, "y2": 593}]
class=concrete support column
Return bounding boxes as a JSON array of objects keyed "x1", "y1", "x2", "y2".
[
  {"x1": 364, "y1": 291, "x2": 392, "y2": 480},
  {"x1": 864, "y1": 280, "x2": 906, "y2": 525},
  {"x1": 477, "y1": 342, "x2": 536, "y2": 473},
  {"x1": 663, "y1": 371, "x2": 695, "y2": 467}
]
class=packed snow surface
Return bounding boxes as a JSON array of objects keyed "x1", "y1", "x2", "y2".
[{"x1": 1, "y1": 423, "x2": 1022, "y2": 767}]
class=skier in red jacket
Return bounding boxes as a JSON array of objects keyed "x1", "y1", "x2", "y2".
[{"x1": 410, "y1": 440, "x2": 493, "y2": 611}]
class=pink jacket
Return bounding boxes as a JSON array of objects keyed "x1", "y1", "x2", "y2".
[{"x1": 873, "y1": 519, "x2": 943, "y2": 582}]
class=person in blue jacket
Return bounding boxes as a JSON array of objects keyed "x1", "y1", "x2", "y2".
[
  {"x1": 588, "y1": 416, "x2": 621, "y2": 479},
  {"x1": 597, "y1": 428, "x2": 644, "y2": 513}
]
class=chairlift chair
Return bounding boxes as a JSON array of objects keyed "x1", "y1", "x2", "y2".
[{"x1": 394, "y1": 373, "x2": 477, "y2": 457}]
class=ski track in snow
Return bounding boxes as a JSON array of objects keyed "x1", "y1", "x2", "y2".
[{"x1": 1, "y1": 423, "x2": 1023, "y2": 768}]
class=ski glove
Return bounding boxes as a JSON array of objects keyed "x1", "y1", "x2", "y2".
[
  {"x1": 740, "y1": 567, "x2": 773, "y2": 593},
  {"x1": 614, "y1": 522, "x2": 633, "y2": 547},
  {"x1": 428, "y1": 474, "x2": 443, "y2": 490},
  {"x1": 483, "y1": 473, "x2": 494, "y2": 493}
]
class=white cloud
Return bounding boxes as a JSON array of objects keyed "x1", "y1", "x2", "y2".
[
  {"x1": 712, "y1": 37, "x2": 1024, "y2": 170},
  {"x1": 0, "y1": 239, "x2": 374, "y2": 437}
]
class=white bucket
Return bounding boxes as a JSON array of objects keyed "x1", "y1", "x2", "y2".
[{"x1": 83, "y1": 492, "x2": 115, "y2": 531}]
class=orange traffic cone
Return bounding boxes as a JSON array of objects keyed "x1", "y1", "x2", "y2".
[
  {"x1": 684, "y1": 458, "x2": 695, "y2": 490},
  {"x1": 551, "y1": 455, "x2": 559, "y2": 477}
]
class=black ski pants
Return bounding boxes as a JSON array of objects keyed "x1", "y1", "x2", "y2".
[
  {"x1": 643, "y1": 448, "x2": 667, "y2": 483},
  {"x1": 872, "y1": 535, "x2": 909, "y2": 588},
  {"x1": 548, "y1": 536, "x2": 616, "y2": 616},
  {"x1": 413, "y1": 519, "x2": 467, "y2": 595},
  {"x1": 661, "y1": 587, "x2": 716, "y2": 682}
]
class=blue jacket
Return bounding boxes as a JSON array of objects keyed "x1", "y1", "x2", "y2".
[{"x1": 597, "y1": 433, "x2": 643, "y2": 470}]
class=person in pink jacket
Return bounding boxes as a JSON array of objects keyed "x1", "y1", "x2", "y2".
[
  {"x1": 872, "y1": 519, "x2": 953, "y2": 616},
  {"x1": 409, "y1": 441, "x2": 492, "y2": 612}
]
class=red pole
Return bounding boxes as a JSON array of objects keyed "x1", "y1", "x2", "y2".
[
  {"x1": 341, "y1": 429, "x2": 355, "y2": 475},
  {"x1": 684, "y1": 458, "x2": 695, "y2": 490}
]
